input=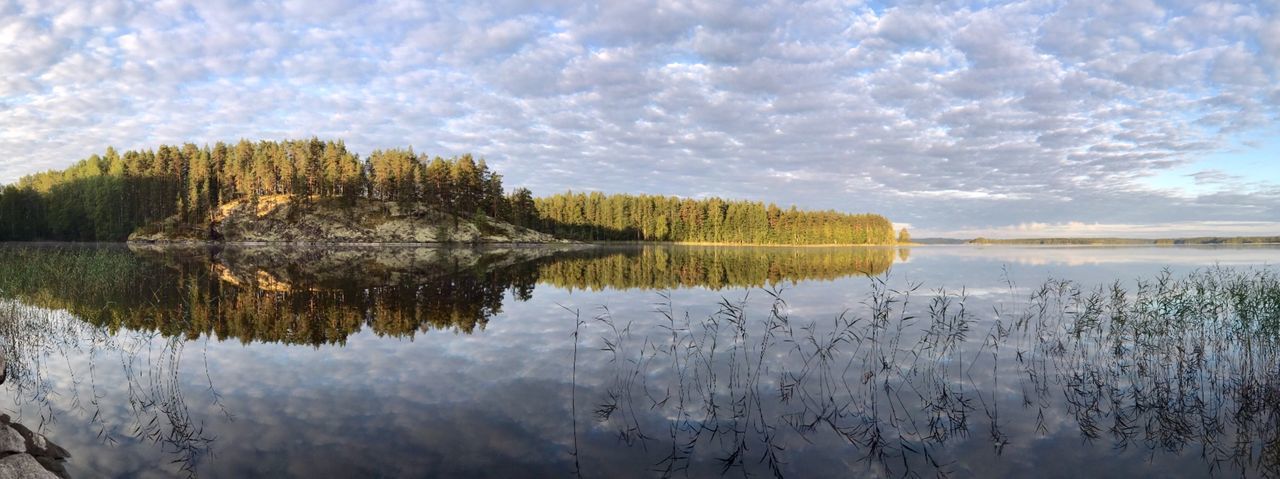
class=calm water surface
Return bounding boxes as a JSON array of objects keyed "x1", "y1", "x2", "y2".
[{"x1": 0, "y1": 243, "x2": 1278, "y2": 478}]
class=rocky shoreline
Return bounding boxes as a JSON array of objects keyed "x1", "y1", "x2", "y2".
[
  {"x1": 128, "y1": 194, "x2": 565, "y2": 244},
  {"x1": 0, "y1": 415, "x2": 70, "y2": 478},
  {"x1": 0, "y1": 356, "x2": 70, "y2": 478}
]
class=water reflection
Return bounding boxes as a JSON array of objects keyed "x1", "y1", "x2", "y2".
[
  {"x1": 0, "y1": 299, "x2": 218, "y2": 476},
  {"x1": 1, "y1": 244, "x2": 1278, "y2": 477},
  {"x1": 0, "y1": 244, "x2": 899, "y2": 345},
  {"x1": 568, "y1": 268, "x2": 1280, "y2": 477},
  {"x1": 539, "y1": 245, "x2": 895, "y2": 291}
]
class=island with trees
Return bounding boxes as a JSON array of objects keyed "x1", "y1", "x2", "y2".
[{"x1": 0, "y1": 138, "x2": 904, "y2": 245}]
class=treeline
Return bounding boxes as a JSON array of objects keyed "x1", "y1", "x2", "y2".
[
  {"x1": 970, "y1": 236, "x2": 1280, "y2": 245},
  {"x1": 534, "y1": 192, "x2": 898, "y2": 245},
  {"x1": 0, "y1": 138, "x2": 901, "y2": 244},
  {"x1": 0, "y1": 138, "x2": 539, "y2": 241}
]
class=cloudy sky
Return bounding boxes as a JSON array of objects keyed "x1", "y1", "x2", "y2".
[{"x1": 1, "y1": 0, "x2": 1277, "y2": 237}]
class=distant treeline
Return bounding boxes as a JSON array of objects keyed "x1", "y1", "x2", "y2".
[
  {"x1": 535, "y1": 191, "x2": 898, "y2": 245},
  {"x1": 0, "y1": 138, "x2": 901, "y2": 245},
  {"x1": 970, "y1": 237, "x2": 1280, "y2": 245}
]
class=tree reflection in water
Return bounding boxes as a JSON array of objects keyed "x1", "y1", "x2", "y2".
[
  {"x1": 5, "y1": 244, "x2": 1274, "y2": 477},
  {"x1": 0, "y1": 244, "x2": 900, "y2": 477},
  {"x1": 0, "y1": 244, "x2": 898, "y2": 345}
]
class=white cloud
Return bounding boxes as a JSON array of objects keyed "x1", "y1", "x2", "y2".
[{"x1": 0, "y1": 0, "x2": 1276, "y2": 235}]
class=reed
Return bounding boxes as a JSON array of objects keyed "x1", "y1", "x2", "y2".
[{"x1": 569, "y1": 266, "x2": 1280, "y2": 477}]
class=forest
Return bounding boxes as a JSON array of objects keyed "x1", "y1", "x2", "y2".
[
  {"x1": 0, "y1": 138, "x2": 900, "y2": 245},
  {"x1": 0, "y1": 139, "x2": 533, "y2": 241},
  {"x1": 535, "y1": 191, "x2": 898, "y2": 245}
]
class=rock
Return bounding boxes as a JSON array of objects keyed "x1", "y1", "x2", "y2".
[
  {"x1": 0, "y1": 417, "x2": 70, "y2": 478},
  {"x1": 0, "y1": 454, "x2": 57, "y2": 479},
  {"x1": 127, "y1": 194, "x2": 565, "y2": 244},
  {"x1": 0, "y1": 425, "x2": 25, "y2": 454},
  {"x1": 32, "y1": 456, "x2": 69, "y2": 479},
  {"x1": 4, "y1": 422, "x2": 70, "y2": 460}
]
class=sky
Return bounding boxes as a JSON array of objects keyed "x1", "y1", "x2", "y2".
[{"x1": 0, "y1": 0, "x2": 1277, "y2": 238}]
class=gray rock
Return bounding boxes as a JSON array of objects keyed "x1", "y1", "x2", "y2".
[
  {"x1": 32, "y1": 455, "x2": 69, "y2": 479},
  {"x1": 4, "y1": 423, "x2": 69, "y2": 460},
  {"x1": 0, "y1": 454, "x2": 57, "y2": 479},
  {"x1": 0, "y1": 425, "x2": 26, "y2": 454}
]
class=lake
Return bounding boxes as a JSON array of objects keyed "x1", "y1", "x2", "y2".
[{"x1": 0, "y1": 243, "x2": 1278, "y2": 478}]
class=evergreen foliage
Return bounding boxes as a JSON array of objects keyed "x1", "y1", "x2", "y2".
[
  {"x1": 534, "y1": 191, "x2": 896, "y2": 245},
  {"x1": 0, "y1": 138, "x2": 897, "y2": 245},
  {"x1": 0, "y1": 139, "x2": 531, "y2": 240}
]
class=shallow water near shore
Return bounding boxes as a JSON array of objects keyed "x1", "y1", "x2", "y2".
[{"x1": 0, "y1": 243, "x2": 1278, "y2": 478}]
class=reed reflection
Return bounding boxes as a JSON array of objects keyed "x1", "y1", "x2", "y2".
[{"x1": 568, "y1": 268, "x2": 1280, "y2": 477}]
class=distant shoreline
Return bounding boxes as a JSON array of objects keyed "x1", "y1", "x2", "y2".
[
  {"x1": 1, "y1": 239, "x2": 1276, "y2": 247},
  {"x1": 126, "y1": 240, "x2": 906, "y2": 248},
  {"x1": 583, "y1": 240, "x2": 905, "y2": 247},
  {"x1": 968, "y1": 236, "x2": 1280, "y2": 246}
]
